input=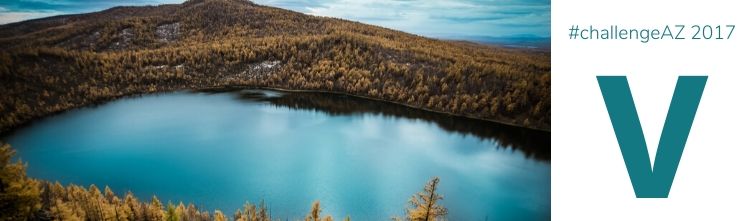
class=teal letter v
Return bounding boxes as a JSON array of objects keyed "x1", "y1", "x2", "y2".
[{"x1": 597, "y1": 76, "x2": 707, "y2": 198}]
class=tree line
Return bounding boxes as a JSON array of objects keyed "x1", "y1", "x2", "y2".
[{"x1": 1, "y1": 143, "x2": 448, "y2": 221}]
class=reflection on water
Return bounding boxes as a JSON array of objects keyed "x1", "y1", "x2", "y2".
[
  {"x1": 6, "y1": 89, "x2": 550, "y2": 220},
  {"x1": 232, "y1": 89, "x2": 550, "y2": 161}
]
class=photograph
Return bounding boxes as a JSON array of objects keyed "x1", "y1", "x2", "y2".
[{"x1": 0, "y1": 0, "x2": 550, "y2": 220}]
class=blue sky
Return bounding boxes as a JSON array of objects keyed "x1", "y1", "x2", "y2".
[{"x1": 0, "y1": 0, "x2": 550, "y2": 38}]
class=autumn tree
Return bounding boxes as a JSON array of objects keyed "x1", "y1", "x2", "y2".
[
  {"x1": 306, "y1": 200, "x2": 334, "y2": 221},
  {"x1": 147, "y1": 195, "x2": 164, "y2": 221},
  {"x1": 306, "y1": 200, "x2": 321, "y2": 221},
  {"x1": 0, "y1": 143, "x2": 42, "y2": 220},
  {"x1": 214, "y1": 210, "x2": 227, "y2": 221},
  {"x1": 406, "y1": 177, "x2": 447, "y2": 221},
  {"x1": 49, "y1": 199, "x2": 83, "y2": 221},
  {"x1": 124, "y1": 192, "x2": 145, "y2": 220},
  {"x1": 234, "y1": 201, "x2": 270, "y2": 221},
  {"x1": 166, "y1": 202, "x2": 181, "y2": 221}
]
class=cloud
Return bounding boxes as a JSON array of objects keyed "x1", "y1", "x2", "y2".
[
  {"x1": 255, "y1": 0, "x2": 550, "y2": 38},
  {"x1": 0, "y1": 0, "x2": 550, "y2": 38},
  {"x1": 0, "y1": 0, "x2": 183, "y2": 24},
  {"x1": 251, "y1": 0, "x2": 329, "y2": 12},
  {"x1": 0, "y1": 6, "x2": 62, "y2": 24}
]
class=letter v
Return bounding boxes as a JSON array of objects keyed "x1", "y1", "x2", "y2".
[{"x1": 597, "y1": 76, "x2": 707, "y2": 198}]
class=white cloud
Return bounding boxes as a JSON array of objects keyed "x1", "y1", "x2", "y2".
[
  {"x1": 0, "y1": 0, "x2": 184, "y2": 25},
  {"x1": 0, "y1": 10, "x2": 62, "y2": 25},
  {"x1": 274, "y1": 0, "x2": 550, "y2": 38},
  {"x1": 1, "y1": 0, "x2": 550, "y2": 38}
]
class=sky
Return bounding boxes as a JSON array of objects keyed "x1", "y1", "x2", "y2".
[{"x1": 0, "y1": 0, "x2": 550, "y2": 39}]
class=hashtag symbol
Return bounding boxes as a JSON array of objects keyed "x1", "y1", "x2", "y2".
[{"x1": 569, "y1": 25, "x2": 579, "y2": 39}]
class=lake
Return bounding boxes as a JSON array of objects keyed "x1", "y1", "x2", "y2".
[{"x1": 4, "y1": 89, "x2": 550, "y2": 220}]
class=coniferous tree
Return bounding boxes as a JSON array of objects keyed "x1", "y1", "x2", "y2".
[
  {"x1": 406, "y1": 177, "x2": 447, "y2": 221},
  {"x1": 49, "y1": 199, "x2": 83, "y2": 221},
  {"x1": 148, "y1": 195, "x2": 164, "y2": 221},
  {"x1": 306, "y1": 200, "x2": 322, "y2": 221},
  {"x1": 214, "y1": 210, "x2": 227, "y2": 221},
  {"x1": 166, "y1": 202, "x2": 180, "y2": 221},
  {"x1": 0, "y1": 143, "x2": 41, "y2": 220}
]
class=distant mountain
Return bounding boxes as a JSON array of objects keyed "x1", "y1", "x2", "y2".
[
  {"x1": 0, "y1": 0, "x2": 550, "y2": 132},
  {"x1": 438, "y1": 35, "x2": 550, "y2": 50}
]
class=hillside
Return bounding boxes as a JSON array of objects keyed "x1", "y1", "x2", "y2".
[{"x1": 0, "y1": 0, "x2": 550, "y2": 132}]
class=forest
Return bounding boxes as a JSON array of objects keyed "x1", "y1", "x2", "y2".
[
  {"x1": 1, "y1": 143, "x2": 448, "y2": 221},
  {"x1": 0, "y1": 0, "x2": 550, "y2": 134}
]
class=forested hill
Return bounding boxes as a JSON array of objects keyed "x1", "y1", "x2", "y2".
[{"x1": 0, "y1": 0, "x2": 550, "y2": 132}]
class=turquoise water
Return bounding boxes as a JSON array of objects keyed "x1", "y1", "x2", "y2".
[{"x1": 5, "y1": 90, "x2": 550, "y2": 220}]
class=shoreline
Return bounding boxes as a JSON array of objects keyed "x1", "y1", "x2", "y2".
[
  {"x1": 1, "y1": 86, "x2": 550, "y2": 137},
  {"x1": 230, "y1": 86, "x2": 550, "y2": 133}
]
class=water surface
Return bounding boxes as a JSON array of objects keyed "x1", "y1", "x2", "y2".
[{"x1": 5, "y1": 89, "x2": 550, "y2": 220}]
